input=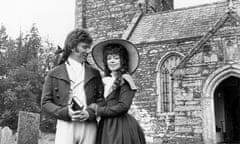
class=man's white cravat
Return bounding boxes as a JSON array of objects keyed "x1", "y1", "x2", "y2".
[{"x1": 66, "y1": 57, "x2": 86, "y2": 107}]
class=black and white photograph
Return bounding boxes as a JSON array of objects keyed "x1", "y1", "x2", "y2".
[{"x1": 0, "y1": 0, "x2": 240, "y2": 144}]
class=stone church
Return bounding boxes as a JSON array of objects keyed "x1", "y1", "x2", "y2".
[{"x1": 75, "y1": 0, "x2": 240, "y2": 143}]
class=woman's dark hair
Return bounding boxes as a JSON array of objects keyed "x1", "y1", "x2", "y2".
[
  {"x1": 102, "y1": 43, "x2": 129, "y2": 76},
  {"x1": 58, "y1": 29, "x2": 93, "y2": 65}
]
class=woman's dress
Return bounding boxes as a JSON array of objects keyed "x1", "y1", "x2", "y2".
[{"x1": 96, "y1": 76, "x2": 146, "y2": 144}]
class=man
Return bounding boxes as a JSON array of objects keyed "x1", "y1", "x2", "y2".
[{"x1": 41, "y1": 28, "x2": 104, "y2": 144}]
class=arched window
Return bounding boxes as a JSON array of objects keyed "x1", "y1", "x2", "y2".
[{"x1": 156, "y1": 52, "x2": 183, "y2": 113}]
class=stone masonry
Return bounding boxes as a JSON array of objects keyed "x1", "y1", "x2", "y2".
[
  {"x1": 75, "y1": 0, "x2": 240, "y2": 143},
  {"x1": 75, "y1": 0, "x2": 139, "y2": 41}
]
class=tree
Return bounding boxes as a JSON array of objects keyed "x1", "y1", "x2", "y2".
[
  {"x1": 0, "y1": 25, "x2": 8, "y2": 53},
  {"x1": 0, "y1": 24, "x2": 57, "y2": 131},
  {"x1": 17, "y1": 24, "x2": 42, "y2": 65},
  {"x1": 38, "y1": 38, "x2": 56, "y2": 77},
  {"x1": 0, "y1": 25, "x2": 9, "y2": 75}
]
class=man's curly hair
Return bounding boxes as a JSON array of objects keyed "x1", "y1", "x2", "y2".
[{"x1": 58, "y1": 28, "x2": 93, "y2": 65}]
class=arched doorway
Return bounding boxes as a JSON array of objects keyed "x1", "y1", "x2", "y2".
[
  {"x1": 202, "y1": 64, "x2": 240, "y2": 144},
  {"x1": 214, "y1": 76, "x2": 240, "y2": 143}
]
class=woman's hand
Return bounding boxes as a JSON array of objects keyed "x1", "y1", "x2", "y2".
[
  {"x1": 88, "y1": 103, "x2": 98, "y2": 112},
  {"x1": 68, "y1": 104, "x2": 89, "y2": 121}
]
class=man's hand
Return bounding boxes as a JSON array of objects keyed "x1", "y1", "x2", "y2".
[
  {"x1": 78, "y1": 110, "x2": 89, "y2": 121},
  {"x1": 68, "y1": 104, "x2": 89, "y2": 121}
]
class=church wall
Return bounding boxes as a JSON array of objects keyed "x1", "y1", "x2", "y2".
[
  {"x1": 133, "y1": 39, "x2": 204, "y2": 143},
  {"x1": 75, "y1": 0, "x2": 139, "y2": 42},
  {"x1": 133, "y1": 24, "x2": 240, "y2": 143},
  {"x1": 75, "y1": 0, "x2": 240, "y2": 143}
]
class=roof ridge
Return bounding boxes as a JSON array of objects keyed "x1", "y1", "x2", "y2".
[
  {"x1": 144, "y1": 0, "x2": 226, "y2": 16},
  {"x1": 174, "y1": 10, "x2": 240, "y2": 71},
  {"x1": 129, "y1": 0, "x2": 240, "y2": 45}
]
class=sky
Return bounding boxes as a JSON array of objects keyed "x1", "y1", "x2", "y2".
[{"x1": 0, "y1": 0, "x2": 223, "y2": 47}]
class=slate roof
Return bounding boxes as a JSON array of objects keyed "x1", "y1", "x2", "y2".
[{"x1": 129, "y1": 1, "x2": 229, "y2": 44}]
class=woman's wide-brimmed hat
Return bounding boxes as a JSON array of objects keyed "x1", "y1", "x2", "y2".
[{"x1": 92, "y1": 39, "x2": 140, "y2": 74}]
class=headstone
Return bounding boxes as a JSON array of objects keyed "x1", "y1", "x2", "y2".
[
  {"x1": 0, "y1": 126, "x2": 2, "y2": 143},
  {"x1": 17, "y1": 111, "x2": 40, "y2": 144},
  {"x1": 1, "y1": 126, "x2": 14, "y2": 144}
]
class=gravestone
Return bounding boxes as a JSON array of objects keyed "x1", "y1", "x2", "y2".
[
  {"x1": 17, "y1": 111, "x2": 40, "y2": 144},
  {"x1": 1, "y1": 126, "x2": 14, "y2": 144},
  {"x1": 0, "y1": 126, "x2": 2, "y2": 143}
]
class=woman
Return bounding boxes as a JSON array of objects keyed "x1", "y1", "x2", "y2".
[{"x1": 89, "y1": 39, "x2": 146, "y2": 144}]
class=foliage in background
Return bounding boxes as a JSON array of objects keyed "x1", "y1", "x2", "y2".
[{"x1": 0, "y1": 24, "x2": 57, "y2": 132}]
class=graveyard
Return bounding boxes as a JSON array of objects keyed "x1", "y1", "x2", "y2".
[{"x1": 0, "y1": 111, "x2": 54, "y2": 144}]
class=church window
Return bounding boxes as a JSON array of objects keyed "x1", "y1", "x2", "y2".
[{"x1": 157, "y1": 52, "x2": 183, "y2": 113}]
